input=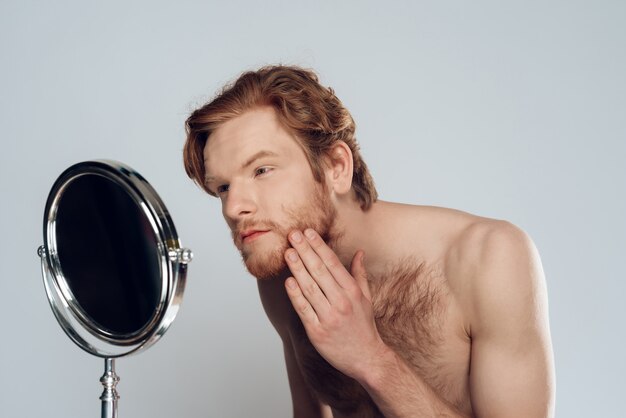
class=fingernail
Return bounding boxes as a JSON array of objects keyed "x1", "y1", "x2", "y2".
[
  {"x1": 304, "y1": 229, "x2": 316, "y2": 239},
  {"x1": 290, "y1": 231, "x2": 302, "y2": 243},
  {"x1": 286, "y1": 250, "x2": 298, "y2": 262},
  {"x1": 286, "y1": 278, "x2": 297, "y2": 289}
]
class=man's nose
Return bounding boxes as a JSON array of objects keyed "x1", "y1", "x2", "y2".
[{"x1": 222, "y1": 182, "x2": 257, "y2": 221}]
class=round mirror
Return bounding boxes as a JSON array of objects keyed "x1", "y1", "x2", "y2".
[{"x1": 39, "y1": 160, "x2": 192, "y2": 358}]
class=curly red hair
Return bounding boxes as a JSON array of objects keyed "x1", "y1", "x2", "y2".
[{"x1": 183, "y1": 65, "x2": 377, "y2": 210}]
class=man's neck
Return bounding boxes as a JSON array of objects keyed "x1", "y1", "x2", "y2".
[{"x1": 328, "y1": 199, "x2": 393, "y2": 280}]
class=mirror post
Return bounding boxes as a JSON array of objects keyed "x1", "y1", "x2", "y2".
[{"x1": 100, "y1": 358, "x2": 119, "y2": 418}]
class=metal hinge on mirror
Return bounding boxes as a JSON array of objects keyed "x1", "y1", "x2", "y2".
[{"x1": 168, "y1": 248, "x2": 193, "y2": 264}]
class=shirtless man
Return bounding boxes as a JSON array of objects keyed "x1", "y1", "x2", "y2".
[{"x1": 183, "y1": 65, "x2": 555, "y2": 417}]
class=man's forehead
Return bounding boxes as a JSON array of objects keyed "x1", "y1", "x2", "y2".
[
  {"x1": 202, "y1": 109, "x2": 301, "y2": 179},
  {"x1": 203, "y1": 109, "x2": 270, "y2": 155},
  {"x1": 212, "y1": 106, "x2": 281, "y2": 142}
]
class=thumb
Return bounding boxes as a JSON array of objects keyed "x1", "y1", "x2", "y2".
[{"x1": 350, "y1": 250, "x2": 371, "y2": 300}]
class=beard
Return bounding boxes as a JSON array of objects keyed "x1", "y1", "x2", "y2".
[{"x1": 231, "y1": 183, "x2": 338, "y2": 280}]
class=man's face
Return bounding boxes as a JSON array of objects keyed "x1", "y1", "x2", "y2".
[{"x1": 203, "y1": 106, "x2": 337, "y2": 280}]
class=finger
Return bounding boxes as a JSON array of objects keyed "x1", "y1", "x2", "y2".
[
  {"x1": 299, "y1": 229, "x2": 356, "y2": 291},
  {"x1": 284, "y1": 276, "x2": 320, "y2": 326},
  {"x1": 350, "y1": 250, "x2": 372, "y2": 301},
  {"x1": 284, "y1": 248, "x2": 331, "y2": 317},
  {"x1": 288, "y1": 230, "x2": 344, "y2": 301}
]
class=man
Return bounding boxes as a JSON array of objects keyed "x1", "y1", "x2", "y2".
[{"x1": 183, "y1": 66, "x2": 555, "y2": 417}]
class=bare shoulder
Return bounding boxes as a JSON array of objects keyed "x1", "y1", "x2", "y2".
[
  {"x1": 397, "y1": 206, "x2": 544, "y2": 308},
  {"x1": 444, "y1": 216, "x2": 549, "y2": 334},
  {"x1": 376, "y1": 204, "x2": 555, "y2": 414},
  {"x1": 371, "y1": 202, "x2": 546, "y2": 320},
  {"x1": 438, "y1": 216, "x2": 555, "y2": 416},
  {"x1": 447, "y1": 216, "x2": 539, "y2": 274}
]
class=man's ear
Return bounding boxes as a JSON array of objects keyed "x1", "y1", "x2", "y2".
[{"x1": 324, "y1": 141, "x2": 354, "y2": 195}]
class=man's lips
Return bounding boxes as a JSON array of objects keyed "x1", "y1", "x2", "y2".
[{"x1": 240, "y1": 229, "x2": 270, "y2": 244}]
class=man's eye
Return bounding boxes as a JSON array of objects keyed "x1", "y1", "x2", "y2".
[
  {"x1": 255, "y1": 167, "x2": 271, "y2": 176},
  {"x1": 216, "y1": 184, "x2": 229, "y2": 194}
]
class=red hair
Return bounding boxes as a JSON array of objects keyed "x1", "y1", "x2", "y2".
[{"x1": 183, "y1": 65, "x2": 377, "y2": 209}]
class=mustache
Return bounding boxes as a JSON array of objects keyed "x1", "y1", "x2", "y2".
[{"x1": 231, "y1": 219, "x2": 282, "y2": 243}]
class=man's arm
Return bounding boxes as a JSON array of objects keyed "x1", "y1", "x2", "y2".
[
  {"x1": 358, "y1": 344, "x2": 470, "y2": 416},
  {"x1": 256, "y1": 277, "x2": 332, "y2": 418},
  {"x1": 283, "y1": 337, "x2": 333, "y2": 418},
  {"x1": 465, "y1": 222, "x2": 555, "y2": 417}
]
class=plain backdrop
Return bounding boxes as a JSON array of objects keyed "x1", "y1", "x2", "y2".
[{"x1": 1, "y1": 1, "x2": 624, "y2": 417}]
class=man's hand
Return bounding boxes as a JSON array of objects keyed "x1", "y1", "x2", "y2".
[{"x1": 283, "y1": 228, "x2": 388, "y2": 380}]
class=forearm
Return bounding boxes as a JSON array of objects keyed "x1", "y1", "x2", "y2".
[{"x1": 358, "y1": 345, "x2": 469, "y2": 418}]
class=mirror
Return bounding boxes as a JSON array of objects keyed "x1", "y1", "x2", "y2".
[{"x1": 38, "y1": 160, "x2": 192, "y2": 418}]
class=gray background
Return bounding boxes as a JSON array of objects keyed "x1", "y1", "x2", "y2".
[{"x1": 1, "y1": 1, "x2": 624, "y2": 417}]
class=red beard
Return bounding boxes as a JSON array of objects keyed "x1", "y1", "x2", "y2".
[{"x1": 231, "y1": 184, "x2": 337, "y2": 280}]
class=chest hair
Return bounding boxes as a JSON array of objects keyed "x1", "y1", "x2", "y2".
[{"x1": 292, "y1": 261, "x2": 450, "y2": 416}]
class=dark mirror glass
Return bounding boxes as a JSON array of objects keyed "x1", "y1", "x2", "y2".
[{"x1": 55, "y1": 174, "x2": 162, "y2": 336}]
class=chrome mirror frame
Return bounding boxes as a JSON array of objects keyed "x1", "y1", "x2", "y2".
[{"x1": 38, "y1": 160, "x2": 192, "y2": 418}]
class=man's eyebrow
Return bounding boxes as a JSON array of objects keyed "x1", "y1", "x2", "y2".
[
  {"x1": 204, "y1": 150, "x2": 279, "y2": 184},
  {"x1": 241, "y1": 150, "x2": 279, "y2": 170}
]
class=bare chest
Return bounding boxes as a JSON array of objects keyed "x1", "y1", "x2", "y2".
[{"x1": 292, "y1": 264, "x2": 472, "y2": 417}]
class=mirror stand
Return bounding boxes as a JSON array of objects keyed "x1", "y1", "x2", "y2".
[
  {"x1": 100, "y1": 358, "x2": 120, "y2": 418},
  {"x1": 38, "y1": 160, "x2": 191, "y2": 417}
]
